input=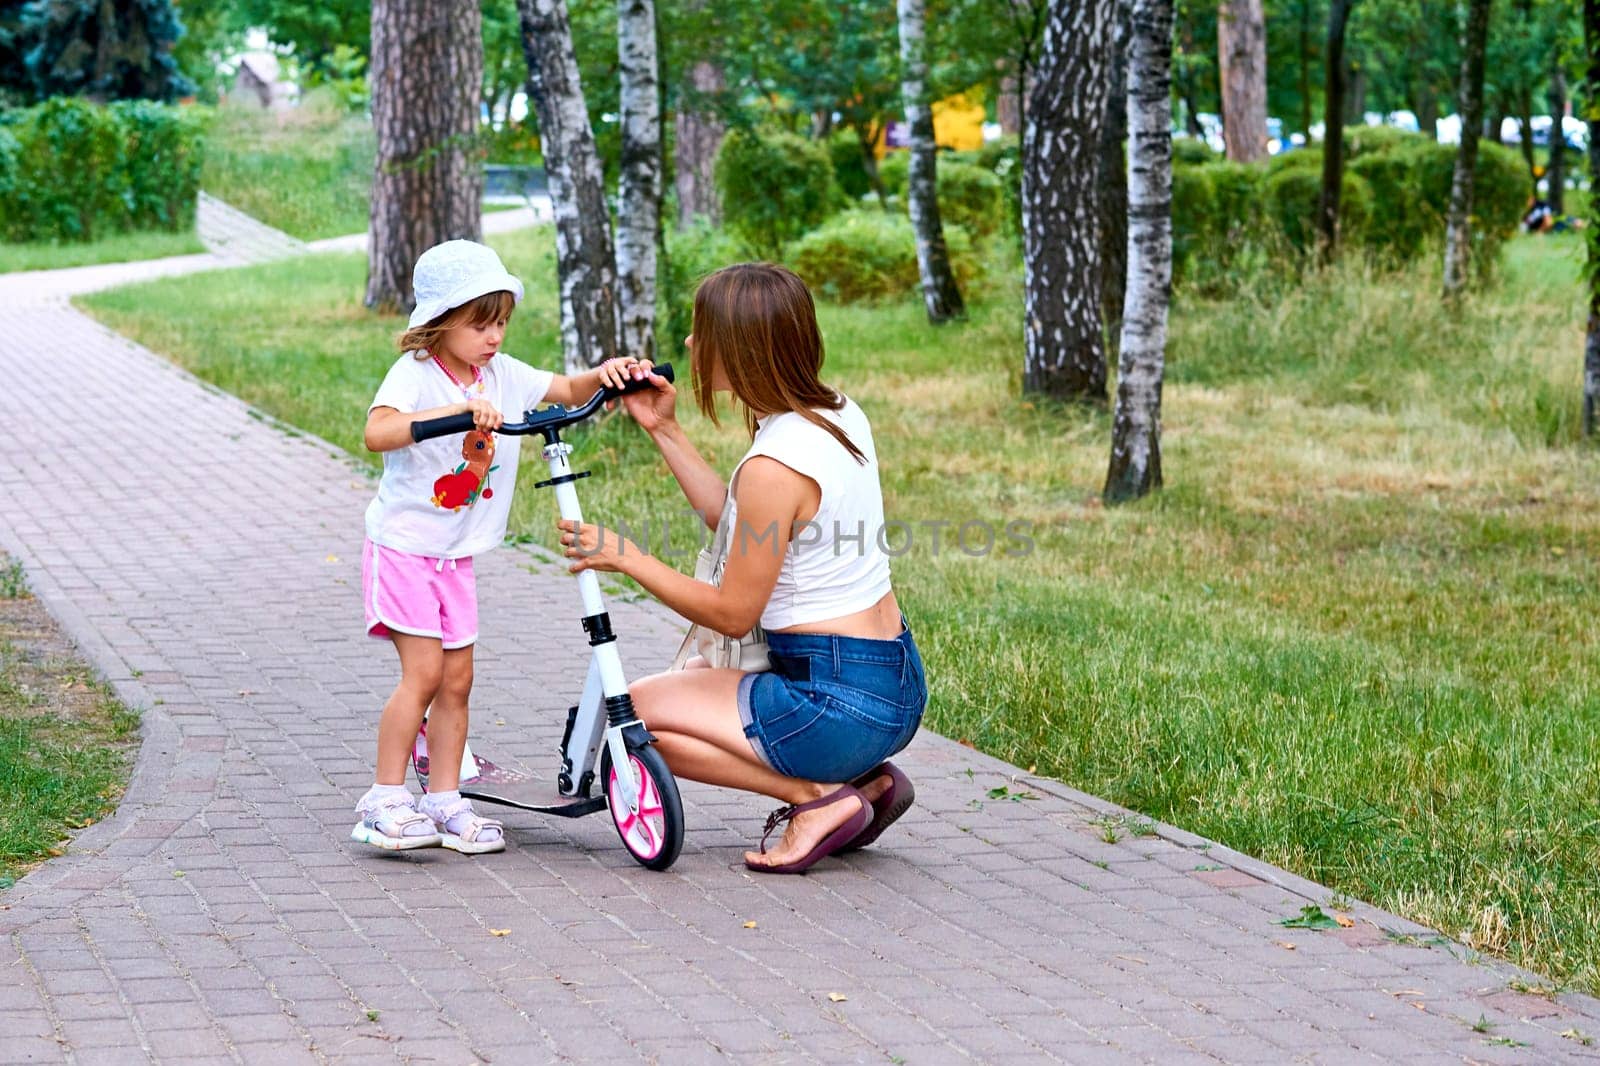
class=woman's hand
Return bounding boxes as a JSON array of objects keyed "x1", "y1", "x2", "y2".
[
  {"x1": 558, "y1": 519, "x2": 639, "y2": 574},
  {"x1": 620, "y1": 364, "x2": 678, "y2": 435},
  {"x1": 461, "y1": 398, "x2": 503, "y2": 432}
]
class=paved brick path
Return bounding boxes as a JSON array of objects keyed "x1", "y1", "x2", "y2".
[{"x1": 3, "y1": 252, "x2": 1599, "y2": 1065}]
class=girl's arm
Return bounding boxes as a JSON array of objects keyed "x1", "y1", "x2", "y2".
[
  {"x1": 542, "y1": 357, "x2": 638, "y2": 406},
  {"x1": 560, "y1": 458, "x2": 813, "y2": 636},
  {"x1": 620, "y1": 369, "x2": 728, "y2": 529},
  {"x1": 365, "y1": 399, "x2": 502, "y2": 452}
]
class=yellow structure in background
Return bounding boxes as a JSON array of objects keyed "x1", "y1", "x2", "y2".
[{"x1": 875, "y1": 92, "x2": 987, "y2": 157}]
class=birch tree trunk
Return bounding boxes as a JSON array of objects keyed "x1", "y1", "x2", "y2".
[
  {"x1": 675, "y1": 60, "x2": 725, "y2": 226},
  {"x1": 1316, "y1": 0, "x2": 1355, "y2": 255},
  {"x1": 517, "y1": 0, "x2": 620, "y2": 373},
  {"x1": 1442, "y1": 0, "x2": 1493, "y2": 298},
  {"x1": 1105, "y1": 0, "x2": 1173, "y2": 504},
  {"x1": 1583, "y1": 0, "x2": 1599, "y2": 435},
  {"x1": 898, "y1": 0, "x2": 965, "y2": 324},
  {"x1": 616, "y1": 0, "x2": 660, "y2": 362},
  {"x1": 1217, "y1": 0, "x2": 1267, "y2": 162},
  {"x1": 365, "y1": 0, "x2": 483, "y2": 314},
  {"x1": 1100, "y1": 0, "x2": 1130, "y2": 358},
  {"x1": 1023, "y1": 0, "x2": 1113, "y2": 403}
]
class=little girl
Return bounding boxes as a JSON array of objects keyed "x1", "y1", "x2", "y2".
[{"x1": 355, "y1": 239, "x2": 637, "y2": 853}]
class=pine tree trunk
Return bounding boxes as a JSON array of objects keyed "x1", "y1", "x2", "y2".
[
  {"x1": 1546, "y1": 65, "x2": 1566, "y2": 216},
  {"x1": 1100, "y1": 0, "x2": 1130, "y2": 359},
  {"x1": 1442, "y1": 0, "x2": 1493, "y2": 298},
  {"x1": 616, "y1": 0, "x2": 660, "y2": 362},
  {"x1": 898, "y1": 0, "x2": 965, "y2": 324},
  {"x1": 675, "y1": 60, "x2": 725, "y2": 226},
  {"x1": 365, "y1": 0, "x2": 484, "y2": 314},
  {"x1": 516, "y1": 0, "x2": 619, "y2": 373},
  {"x1": 1584, "y1": 0, "x2": 1600, "y2": 435},
  {"x1": 1217, "y1": 0, "x2": 1267, "y2": 162},
  {"x1": 1022, "y1": 0, "x2": 1112, "y2": 403},
  {"x1": 1106, "y1": 0, "x2": 1173, "y2": 503},
  {"x1": 1317, "y1": 0, "x2": 1354, "y2": 255}
]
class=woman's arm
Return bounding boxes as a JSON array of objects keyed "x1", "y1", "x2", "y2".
[
  {"x1": 560, "y1": 458, "x2": 811, "y2": 635},
  {"x1": 542, "y1": 357, "x2": 638, "y2": 406}
]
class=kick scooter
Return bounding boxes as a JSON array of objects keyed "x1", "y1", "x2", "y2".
[{"x1": 407, "y1": 364, "x2": 684, "y2": 870}]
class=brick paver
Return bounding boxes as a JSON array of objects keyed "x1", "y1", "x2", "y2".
[{"x1": 3, "y1": 252, "x2": 1600, "y2": 1064}]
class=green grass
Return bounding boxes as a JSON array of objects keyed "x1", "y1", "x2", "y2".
[
  {"x1": 77, "y1": 230, "x2": 1600, "y2": 992},
  {"x1": 201, "y1": 101, "x2": 375, "y2": 240},
  {"x1": 0, "y1": 561, "x2": 140, "y2": 888},
  {"x1": 0, "y1": 229, "x2": 205, "y2": 274}
]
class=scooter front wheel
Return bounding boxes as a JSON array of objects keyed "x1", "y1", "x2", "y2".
[{"x1": 601, "y1": 743, "x2": 684, "y2": 871}]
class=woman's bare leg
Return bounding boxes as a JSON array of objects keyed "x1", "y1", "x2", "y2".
[{"x1": 630, "y1": 668, "x2": 868, "y2": 867}]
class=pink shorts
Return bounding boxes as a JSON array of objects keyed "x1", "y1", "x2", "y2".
[{"x1": 362, "y1": 539, "x2": 478, "y2": 649}]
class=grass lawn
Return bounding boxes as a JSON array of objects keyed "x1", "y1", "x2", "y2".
[
  {"x1": 77, "y1": 230, "x2": 1600, "y2": 992},
  {"x1": 201, "y1": 102, "x2": 375, "y2": 241},
  {"x1": 0, "y1": 229, "x2": 205, "y2": 274},
  {"x1": 0, "y1": 558, "x2": 140, "y2": 889}
]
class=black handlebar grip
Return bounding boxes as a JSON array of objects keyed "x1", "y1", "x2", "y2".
[
  {"x1": 607, "y1": 361, "x2": 675, "y2": 398},
  {"x1": 410, "y1": 411, "x2": 477, "y2": 442}
]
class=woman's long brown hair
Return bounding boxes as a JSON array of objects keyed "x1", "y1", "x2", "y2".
[{"x1": 690, "y1": 263, "x2": 865, "y2": 464}]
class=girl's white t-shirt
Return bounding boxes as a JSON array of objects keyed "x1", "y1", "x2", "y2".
[{"x1": 364, "y1": 352, "x2": 553, "y2": 559}]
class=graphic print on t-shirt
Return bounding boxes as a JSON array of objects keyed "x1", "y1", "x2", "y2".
[{"x1": 431, "y1": 429, "x2": 500, "y2": 511}]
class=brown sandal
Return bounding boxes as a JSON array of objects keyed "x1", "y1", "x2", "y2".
[{"x1": 745, "y1": 785, "x2": 871, "y2": 874}]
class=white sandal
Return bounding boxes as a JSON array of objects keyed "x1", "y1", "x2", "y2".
[
  {"x1": 351, "y1": 790, "x2": 442, "y2": 850},
  {"x1": 424, "y1": 796, "x2": 505, "y2": 855}
]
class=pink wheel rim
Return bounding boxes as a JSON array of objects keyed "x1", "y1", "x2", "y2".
[{"x1": 608, "y1": 754, "x2": 666, "y2": 860}]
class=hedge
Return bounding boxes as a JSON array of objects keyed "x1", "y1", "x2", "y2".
[
  {"x1": 714, "y1": 128, "x2": 843, "y2": 257},
  {"x1": 0, "y1": 97, "x2": 203, "y2": 243},
  {"x1": 788, "y1": 210, "x2": 979, "y2": 304}
]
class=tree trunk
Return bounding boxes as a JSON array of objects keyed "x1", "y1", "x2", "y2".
[
  {"x1": 1584, "y1": 0, "x2": 1599, "y2": 435},
  {"x1": 857, "y1": 124, "x2": 890, "y2": 211},
  {"x1": 1442, "y1": 0, "x2": 1493, "y2": 298},
  {"x1": 674, "y1": 60, "x2": 725, "y2": 226},
  {"x1": 1317, "y1": 0, "x2": 1355, "y2": 255},
  {"x1": 998, "y1": 73, "x2": 1023, "y2": 134},
  {"x1": 1345, "y1": 60, "x2": 1366, "y2": 124},
  {"x1": 616, "y1": 0, "x2": 660, "y2": 362},
  {"x1": 1100, "y1": 0, "x2": 1130, "y2": 358},
  {"x1": 1105, "y1": 0, "x2": 1174, "y2": 504},
  {"x1": 1516, "y1": 91, "x2": 1537, "y2": 189},
  {"x1": 898, "y1": 0, "x2": 965, "y2": 324},
  {"x1": 1217, "y1": 0, "x2": 1267, "y2": 162},
  {"x1": 1546, "y1": 64, "x2": 1566, "y2": 215},
  {"x1": 1417, "y1": 86, "x2": 1439, "y2": 141},
  {"x1": 365, "y1": 0, "x2": 484, "y2": 314},
  {"x1": 516, "y1": 0, "x2": 619, "y2": 373},
  {"x1": 1023, "y1": 0, "x2": 1113, "y2": 403},
  {"x1": 1297, "y1": 0, "x2": 1312, "y2": 139}
]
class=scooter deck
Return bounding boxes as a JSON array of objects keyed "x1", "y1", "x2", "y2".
[{"x1": 414, "y1": 726, "x2": 606, "y2": 818}]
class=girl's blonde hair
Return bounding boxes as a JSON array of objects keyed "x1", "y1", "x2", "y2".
[
  {"x1": 397, "y1": 290, "x2": 517, "y2": 356},
  {"x1": 690, "y1": 262, "x2": 865, "y2": 465}
]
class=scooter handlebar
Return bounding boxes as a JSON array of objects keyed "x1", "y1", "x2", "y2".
[{"x1": 409, "y1": 362, "x2": 675, "y2": 442}]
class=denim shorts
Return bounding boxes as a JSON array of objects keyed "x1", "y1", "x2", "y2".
[{"x1": 737, "y1": 621, "x2": 927, "y2": 783}]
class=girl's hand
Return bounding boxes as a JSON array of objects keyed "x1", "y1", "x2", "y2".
[
  {"x1": 596, "y1": 355, "x2": 642, "y2": 392},
  {"x1": 558, "y1": 519, "x2": 638, "y2": 574},
  {"x1": 620, "y1": 364, "x2": 678, "y2": 434},
  {"x1": 462, "y1": 398, "x2": 503, "y2": 432}
]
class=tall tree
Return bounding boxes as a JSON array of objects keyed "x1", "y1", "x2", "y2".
[
  {"x1": 898, "y1": 0, "x2": 965, "y2": 324},
  {"x1": 14, "y1": 0, "x2": 194, "y2": 102},
  {"x1": 1217, "y1": 0, "x2": 1267, "y2": 161},
  {"x1": 517, "y1": 0, "x2": 620, "y2": 373},
  {"x1": 1442, "y1": 0, "x2": 1494, "y2": 297},
  {"x1": 1106, "y1": 0, "x2": 1175, "y2": 503},
  {"x1": 1545, "y1": 60, "x2": 1566, "y2": 215},
  {"x1": 616, "y1": 0, "x2": 660, "y2": 362},
  {"x1": 1583, "y1": 0, "x2": 1599, "y2": 435},
  {"x1": 1100, "y1": 0, "x2": 1130, "y2": 358},
  {"x1": 674, "y1": 59, "x2": 725, "y2": 225},
  {"x1": 1317, "y1": 0, "x2": 1356, "y2": 254},
  {"x1": 1022, "y1": 0, "x2": 1113, "y2": 403},
  {"x1": 364, "y1": 0, "x2": 483, "y2": 314}
]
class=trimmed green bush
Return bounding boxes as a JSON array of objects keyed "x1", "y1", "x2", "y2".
[
  {"x1": 1169, "y1": 163, "x2": 1215, "y2": 275},
  {"x1": 1172, "y1": 137, "x2": 1217, "y2": 165},
  {"x1": 827, "y1": 130, "x2": 873, "y2": 201},
  {"x1": 787, "y1": 210, "x2": 978, "y2": 304},
  {"x1": 930, "y1": 160, "x2": 1005, "y2": 237},
  {"x1": 1342, "y1": 124, "x2": 1430, "y2": 159},
  {"x1": 659, "y1": 221, "x2": 744, "y2": 352},
  {"x1": 1, "y1": 97, "x2": 203, "y2": 243},
  {"x1": 878, "y1": 150, "x2": 908, "y2": 198},
  {"x1": 714, "y1": 128, "x2": 843, "y2": 257},
  {"x1": 1264, "y1": 166, "x2": 1372, "y2": 250}
]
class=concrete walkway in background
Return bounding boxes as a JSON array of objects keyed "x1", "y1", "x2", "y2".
[{"x1": 2, "y1": 237, "x2": 1599, "y2": 1065}]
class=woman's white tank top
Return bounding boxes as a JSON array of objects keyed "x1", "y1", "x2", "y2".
[{"x1": 730, "y1": 396, "x2": 894, "y2": 631}]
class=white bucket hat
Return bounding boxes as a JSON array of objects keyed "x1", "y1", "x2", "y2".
[{"x1": 408, "y1": 239, "x2": 525, "y2": 328}]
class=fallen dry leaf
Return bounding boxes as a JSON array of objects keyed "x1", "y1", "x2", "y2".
[
  {"x1": 489, "y1": 929, "x2": 511, "y2": 937},
  {"x1": 1334, "y1": 914, "x2": 1355, "y2": 928},
  {"x1": 325, "y1": 554, "x2": 341, "y2": 563},
  {"x1": 742, "y1": 921, "x2": 757, "y2": 929},
  {"x1": 827, "y1": 993, "x2": 848, "y2": 1003},
  {"x1": 1274, "y1": 940, "x2": 1297, "y2": 951}
]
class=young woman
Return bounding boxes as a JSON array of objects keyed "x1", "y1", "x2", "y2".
[{"x1": 558, "y1": 263, "x2": 927, "y2": 874}]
